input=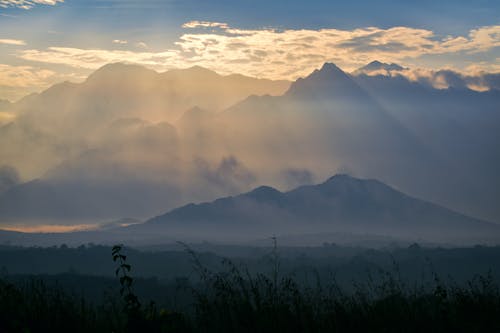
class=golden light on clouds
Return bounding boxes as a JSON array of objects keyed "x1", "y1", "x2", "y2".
[
  {"x1": 0, "y1": 112, "x2": 15, "y2": 125},
  {"x1": 0, "y1": 39, "x2": 26, "y2": 46},
  {"x1": 19, "y1": 47, "x2": 184, "y2": 70},
  {"x1": 181, "y1": 21, "x2": 230, "y2": 29},
  {"x1": 0, "y1": 223, "x2": 98, "y2": 233},
  {"x1": 16, "y1": 23, "x2": 500, "y2": 80},
  {"x1": 0, "y1": 64, "x2": 55, "y2": 87},
  {"x1": 0, "y1": 22, "x2": 498, "y2": 100}
]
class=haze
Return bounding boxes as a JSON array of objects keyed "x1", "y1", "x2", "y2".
[{"x1": 0, "y1": 0, "x2": 499, "y2": 243}]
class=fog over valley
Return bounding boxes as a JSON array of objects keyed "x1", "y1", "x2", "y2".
[{"x1": 0, "y1": 60, "x2": 497, "y2": 248}]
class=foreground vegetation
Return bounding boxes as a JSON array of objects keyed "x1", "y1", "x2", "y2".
[{"x1": 1, "y1": 244, "x2": 500, "y2": 332}]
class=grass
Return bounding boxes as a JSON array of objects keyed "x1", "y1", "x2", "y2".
[{"x1": 0, "y1": 245, "x2": 499, "y2": 332}]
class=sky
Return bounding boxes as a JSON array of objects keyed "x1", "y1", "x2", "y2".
[{"x1": 0, "y1": 0, "x2": 499, "y2": 101}]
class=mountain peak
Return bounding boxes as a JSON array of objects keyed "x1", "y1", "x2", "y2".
[
  {"x1": 164, "y1": 65, "x2": 220, "y2": 79},
  {"x1": 245, "y1": 185, "x2": 282, "y2": 201},
  {"x1": 319, "y1": 62, "x2": 344, "y2": 73},
  {"x1": 354, "y1": 61, "x2": 405, "y2": 76},
  {"x1": 320, "y1": 174, "x2": 367, "y2": 191},
  {"x1": 321, "y1": 174, "x2": 389, "y2": 189},
  {"x1": 323, "y1": 174, "x2": 357, "y2": 184},
  {"x1": 177, "y1": 106, "x2": 213, "y2": 125},
  {"x1": 308, "y1": 62, "x2": 348, "y2": 80},
  {"x1": 285, "y1": 62, "x2": 362, "y2": 98},
  {"x1": 86, "y1": 62, "x2": 157, "y2": 83}
]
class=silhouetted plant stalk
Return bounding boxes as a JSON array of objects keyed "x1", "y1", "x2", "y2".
[
  {"x1": 112, "y1": 244, "x2": 141, "y2": 313},
  {"x1": 111, "y1": 244, "x2": 188, "y2": 332}
]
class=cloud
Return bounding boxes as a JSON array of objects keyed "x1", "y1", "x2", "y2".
[
  {"x1": 0, "y1": 224, "x2": 98, "y2": 233},
  {"x1": 0, "y1": 39, "x2": 26, "y2": 46},
  {"x1": 19, "y1": 47, "x2": 183, "y2": 70},
  {"x1": 182, "y1": 21, "x2": 229, "y2": 29},
  {"x1": 195, "y1": 156, "x2": 256, "y2": 194},
  {"x1": 173, "y1": 24, "x2": 500, "y2": 78},
  {"x1": 0, "y1": 0, "x2": 64, "y2": 9},
  {"x1": 0, "y1": 64, "x2": 55, "y2": 88},
  {"x1": 354, "y1": 63, "x2": 500, "y2": 91},
  {"x1": 16, "y1": 23, "x2": 500, "y2": 81},
  {"x1": 112, "y1": 39, "x2": 128, "y2": 45}
]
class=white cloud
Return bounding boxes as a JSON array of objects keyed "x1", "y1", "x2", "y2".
[
  {"x1": 0, "y1": 21, "x2": 497, "y2": 101},
  {"x1": 0, "y1": 64, "x2": 55, "y2": 88},
  {"x1": 173, "y1": 24, "x2": 500, "y2": 79},
  {"x1": 0, "y1": 39, "x2": 26, "y2": 46},
  {"x1": 12, "y1": 23, "x2": 500, "y2": 82},
  {"x1": 355, "y1": 63, "x2": 500, "y2": 92},
  {"x1": 19, "y1": 47, "x2": 183, "y2": 70},
  {"x1": 0, "y1": 0, "x2": 64, "y2": 9},
  {"x1": 182, "y1": 21, "x2": 229, "y2": 29}
]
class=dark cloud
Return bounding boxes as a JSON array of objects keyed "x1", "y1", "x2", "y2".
[{"x1": 196, "y1": 156, "x2": 256, "y2": 194}]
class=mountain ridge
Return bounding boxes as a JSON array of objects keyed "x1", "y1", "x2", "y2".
[
  {"x1": 0, "y1": 61, "x2": 499, "y2": 227},
  {"x1": 136, "y1": 174, "x2": 498, "y2": 244}
]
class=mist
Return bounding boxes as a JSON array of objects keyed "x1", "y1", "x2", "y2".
[{"x1": 0, "y1": 62, "x2": 499, "y2": 231}]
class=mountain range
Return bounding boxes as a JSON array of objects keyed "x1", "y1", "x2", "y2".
[
  {"x1": 0, "y1": 61, "x2": 499, "y2": 229},
  {"x1": 0, "y1": 175, "x2": 498, "y2": 246}
]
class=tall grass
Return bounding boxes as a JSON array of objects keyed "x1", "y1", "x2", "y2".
[{"x1": 0, "y1": 245, "x2": 499, "y2": 332}]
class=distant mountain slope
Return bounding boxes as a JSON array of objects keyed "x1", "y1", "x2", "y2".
[
  {"x1": 5, "y1": 63, "x2": 290, "y2": 139},
  {"x1": 219, "y1": 62, "x2": 433, "y2": 195},
  {"x1": 0, "y1": 61, "x2": 499, "y2": 225},
  {"x1": 0, "y1": 63, "x2": 290, "y2": 178},
  {"x1": 216, "y1": 62, "x2": 500, "y2": 222},
  {"x1": 350, "y1": 66, "x2": 500, "y2": 221},
  {"x1": 136, "y1": 175, "x2": 499, "y2": 243}
]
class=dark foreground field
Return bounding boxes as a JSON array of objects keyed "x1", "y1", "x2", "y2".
[{"x1": 1, "y1": 243, "x2": 500, "y2": 332}]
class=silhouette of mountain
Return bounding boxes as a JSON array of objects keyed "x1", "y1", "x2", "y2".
[
  {"x1": 4, "y1": 63, "x2": 290, "y2": 141},
  {"x1": 286, "y1": 63, "x2": 362, "y2": 97},
  {"x1": 351, "y1": 67, "x2": 500, "y2": 221},
  {"x1": 0, "y1": 62, "x2": 499, "y2": 226},
  {"x1": 222, "y1": 61, "x2": 431, "y2": 189},
  {"x1": 221, "y1": 62, "x2": 500, "y2": 222},
  {"x1": 0, "y1": 63, "x2": 290, "y2": 220},
  {"x1": 353, "y1": 60, "x2": 405, "y2": 75},
  {"x1": 133, "y1": 174, "x2": 499, "y2": 243}
]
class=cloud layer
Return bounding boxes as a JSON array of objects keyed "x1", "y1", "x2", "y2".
[
  {"x1": 0, "y1": 21, "x2": 498, "y2": 100},
  {"x1": 0, "y1": 39, "x2": 26, "y2": 46},
  {"x1": 16, "y1": 22, "x2": 500, "y2": 81},
  {"x1": 0, "y1": 0, "x2": 63, "y2": 9},
  {"x1": 355, "y1": 62, "x2": 500, "y2": 92}
]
